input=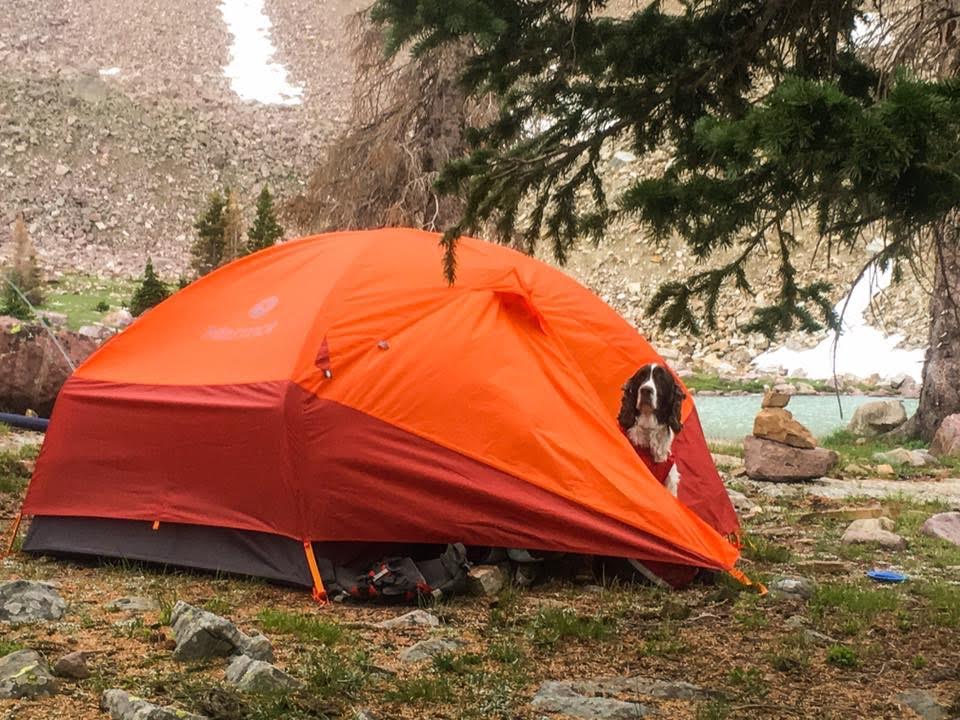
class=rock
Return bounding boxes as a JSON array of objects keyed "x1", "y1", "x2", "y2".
[
  {"x1": 712, "y1": 453, "x2": 743, "y2": 469},
  {"x1": 398, "y1": 638, "x2": 463, "y2": 663},
  {"x1": 772, "y1": 383, "x2": 796, "y2": 395},
  {"x1": 0, "y1": 317, "x2": 98, "y2": 415},
  {"x1": 37, "y1": 311, "x2": 68, "y2": 327},
  {"x1": 931, "y1": 414, "x2": 960, "y2": 458},
  {"x1": 101, "y1": 689, "x2": 208, "y2": 720},
  {"x1": 0, "y1": 580, "x2": 67, "y2": 623},
  {"x1": 102, "y1": 309, "x2": 133, "y2": 329},
  {"x1": 375, "y1": 610, "x2": 440, "y2": 629},
  {"x1": 899, "y1": 377, "x2": 921, "y2": 399},
  {"x1": 225, "y1": 655, "x2": 300, "y2": 693},
  {"x1": 726, "y1": 488, "x2": 758, "y2": 513},
  {"x1": 743, "y1": 436, "x2": 839, "y2": 481},
  {"x1": 53, "y1": 651, "x2": 91, "y2": 679},
  {"x1": 841, "y1": 517, "x2": 906, "y2": 549},
  {"x1": 873, "y1": 448, "x2": 936, "y2": 467},
  {"x1": 898, "y1": 689, "x2": 948, "y2": 720},
  {"x1": 354, "y1": 710, "x2": 379, "y2": 720},
  {"x1": 466, "y1": 565, "x2": 505, "y2": 596},
  {"x1": 0, "y1": 649, "x2": 57, "y2": 698},
  {"x1": 170, "y1": 601, "x2": 273, "y2": 662},
  {"x1": 795, "y1": 382, "x2": 817, "y2": 395},
  {"x1": 847, "y1": 400, "x2": 908, "y2": 436},
  {"x1": 106, "y1": 596, "x2": 160, "y2": 613},
  {"x1": 761, "y1": 389, "x2": 791, "y2": 409},
  {"x1": 770, "y1": 576, "x2": 817, "y2": 600},
  {"x1": 753, "y1": 408, "x2": 816, "y2": 449},
  {"x1": 876, "y1": 463, "x2": 897, "y2": 477},
  {"x1": 78, "y1": 324, "x2": 114, "y2": 341},
  {"x1": 920, "y1": 512, "x2": 960, "y2": 547},
  {"x1": 531, "y1": 677, "x2": 713, "y2": 719}
]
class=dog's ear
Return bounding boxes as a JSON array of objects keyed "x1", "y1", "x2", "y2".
[
  {"x1": 618, "y1": 374, "x2": 640, "y2": 430},
  {"x1": 667, "y1": 376, "x2": 685, "y2": 434}
]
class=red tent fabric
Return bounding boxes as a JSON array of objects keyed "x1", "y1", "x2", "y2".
[{"x1": 20, "y1": 228, "x2": 740, "y2": 593}]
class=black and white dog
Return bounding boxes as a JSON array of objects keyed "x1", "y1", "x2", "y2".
[{"x1": 617, "y1": 363, "x2": 686, "y2": 496}]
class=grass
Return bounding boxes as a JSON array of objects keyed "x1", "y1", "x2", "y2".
[
  {"x1": 39, "y1": 274, "x2": 136, "y2": 330},
  {"x1": 769, "y1": 632, "x2": 812, "y2": 674},
  {"x1": 201, "y1": 596, "x2": 232, "y2": 616},
  {"x1": 0, "y1": 450, "x2": 30, "y2": 494},
  {"x1": 910, "y1": 581, "x2": 960, "y2": 628},
  {"x1": 741, "y1": 535, "x2": 793, "y2": 564},
  {"x1": 707, "y1": 441, "x2": 745, "y2": 459},
  {"x1": 385, "y1": 675, "x2": 454, "y2": 703},
  {"x1": 256, "y1": 609, "x2": 343, "y2": 645},
  {"x1": 527, "y1": 606, "x2": 615, "y2": 648},
  {"x1": 727, "y1": 666, "x2": 768, "y2": 699},
  {"x1": 821, "y1": 430, "x2": 960, "y2": 477},
  {"x1": 811, "y1": 583, "x2": 901, "y2": 635},
  {"x1": 0, "y1": 640, "x2": 24, "y2": 656},
  {"x1": 685, "y1": 373, "x2": 835, "y2": 394}
]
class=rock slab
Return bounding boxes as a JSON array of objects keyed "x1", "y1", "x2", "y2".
[
  {"x1": 225, "y1": 654, "x2": 300, "y2": 693},
  {"x1": 743, "y1": 436, "x2": 838, "y2": 481},
  {"x1": 375, "y1": 609, "x2": 440, "y2": 629},
  {"x1": 898, "y1": 689, "x2": 948, "y2": 720},
  {"x1": 920, "y1": 512, "x2": 960, "y2": 547},
  {"x1": 841, "y1": 517, "x2": 906, "y2": 549},
  {"x1": 170, "y1": 601, "x2": 273, "y2": 662},
  {"x1": 0, "y1": 649, "x2": 58, "y2": 699},
  {"x1": 466, "y1": 565, "x2": 505, "y2": 596},
  {"x1": 532, "y1": 681, "x2": 649, "y2": 719},
  {"x1": 399, "y1": 638, "x2": 463, "y2": 663},
  {"x1": 0, "y1": 580, "x2": 67, "y2": 623},
  {"x1": 770, "y1": 576, "x2": 817, "y2": 601},
  {"x1": 106, "y1": 596, "x2": 160, "y2": 613},
  {"x1": 53, "y1": 651, "x2": 91, "y2": 679},
  {"x1": 931, "y1": 414, "x2": 960, "y2": 458},
  {"x1": 101, "y1": 689, "x2": 208, "y2": 720},
  {"x1": 753, "y1": 408, "x2": 816, "y2": 449},
  {"x1": 847, "y1": 400, "x2": 908, "y2": 436}
]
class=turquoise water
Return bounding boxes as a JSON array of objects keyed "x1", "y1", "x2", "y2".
[{"x1": 695, "y1": 394, "x2": 919, "y2": 442}]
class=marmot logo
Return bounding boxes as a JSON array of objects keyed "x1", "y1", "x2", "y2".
[{"x1": 248, "y1": 296, "x2": 279, "y2": 319}]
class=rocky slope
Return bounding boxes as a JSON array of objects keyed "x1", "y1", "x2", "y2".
[{"x1": 0, "y1": 0, "x2": 930, "y2": 376}]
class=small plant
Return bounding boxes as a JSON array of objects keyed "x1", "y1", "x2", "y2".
[
  {"x1": 742, "y1": 535, "x2": 793, "y2": 564},
  {"x1": 95, "y1": 300, "x2": 110, "y2": 312},
  {"x1": 488, "y1": 639, "x2": 525, "y2": 665},
  {"x1": 0, "y1": 640, "x2": 24, "y2": 656},
  {"x1": 826, "y1": 645, "x2": 858, "y2": 668},
  {"x1": 302, "y1": 648, "x2": 370, "y2": 701},
  {"x1": 912, "y1": 654, "x2": 927, "y2": 669},
  {"x1": 769, "y1": 632, "x2": 811, "y2": 674},
  {"x1": 247, "y1": 186, "x2": 284, "y2": 254},
  {"x1": 0, "y1": 450, "x2": 30, "y2": 494},
  {"x1": 386, "y1": 674, "x2": 454, "y2": 703},
  {"x1": 528, "y1": 607, "x2": 615, "y2": 648},
  {"x1": 811, "y1": 584, "x2": 900, "y2": 635},
  {"x1": 129, "y1": 259, "x2": 170, "y2": 317},
  {"x1": 696, "y1": 699, "x2": 731, "y2": 720},
  {"x1": 727, "y1": 666, "x2": 768, "y2": 698},
  {"x1": 256, "y1": 608, "x2": 343, "y2": 644},
  {"x1": 432, "y1": 651, "x2": 483, "y2": 675},
  {"x1": 643, "y1": 620, "x2": 689, "y2": 657},
  {"x1": 202, "y1": 596, "x2": 232, "y2": 616}
]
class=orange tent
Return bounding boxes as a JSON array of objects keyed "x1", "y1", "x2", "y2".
[{"x1": 19, "y1": 228, "x2": 740, "y2": 595}]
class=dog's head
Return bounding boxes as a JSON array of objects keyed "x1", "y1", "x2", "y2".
[{"x1": 618, "y1": 363, "x2": 685, "y2": 434}]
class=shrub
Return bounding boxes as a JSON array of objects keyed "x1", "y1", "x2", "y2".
[
  {"x1": 247, "y1": 186, "x2": 284, "y2": 254},
  {"x1": 129, "y1": 259, "x2": 170, "y2": 317}
]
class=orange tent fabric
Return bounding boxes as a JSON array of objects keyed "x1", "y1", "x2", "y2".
[{"x1": 22, "y1": 228, "x2": 739, "y2": 587}]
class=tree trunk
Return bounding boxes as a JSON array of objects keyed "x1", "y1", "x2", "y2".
[{"x1": 905, "y1": 217, "x2": 960, "y2": 441}]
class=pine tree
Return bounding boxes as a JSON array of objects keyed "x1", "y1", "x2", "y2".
[
  {"x1": 129, "y1": 258, "x2": 170, "y2": 317},
  {"x1": 371, "y1": 0, "x2": 960, "y2": 441},
  {"x1": 221, "y1": 188, "x2": 245, "y2": 264},
  {"x1": 191, "y1": 191, "x2": 227, "y2": 277},
  {"x1": 246, "y1": 186, "x2": 284, "y2": 254}
]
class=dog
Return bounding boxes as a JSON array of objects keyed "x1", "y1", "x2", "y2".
[{"x1": 617, "y1": 363, "x2": 685, "y2": 496}]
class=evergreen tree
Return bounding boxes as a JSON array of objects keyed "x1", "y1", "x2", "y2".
[
  {"x1": 371, "y1": 0, "x2": 960, "y2": 441},
  {"x1": 247, "y1": 186, "x2": 284, "y2": 253},
  {"x1": 191, "y1": 191, "x2": 227, "y2": 277},
  {"x1": 222, "y1": 188, "x2": 245, "y2": 264},
  {"x1": 129, "y1": 258, "x2": 170, "y2": 317}
]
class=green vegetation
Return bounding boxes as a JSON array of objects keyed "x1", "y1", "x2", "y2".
[
  {"x1": 741, "y1": 535, "x2": 793, "y2": 565},
  {"x1": 527, "y1": 606, "x2": 615, "y2": 648},
  {"x1": 255, "y1": 609, "x2": 343, "y2": 645},
  {"x1": 247, "y1": 186, "x2": 284, "y2": 254},
  {"x1": 811, "y1": 584, "x2": 900, "y2": 636},
  {"x1": 727, "y1": 666, "x2": 768, "y2": 699},
  {"x1": 820, "y1": 430, "x2": 960, "y2": 478},
  {"x1": 826, "y1": 645, "x2": 858, "y2": 668},
  {"x1": 191, "y1": 190, "x2": 228, "y2": 277},
  {"x1": 0, "y1": 640, "x2": 24, "y2": 656},
  {"x1": 129, "y1": 259, "x2": 170, "y2": 317},
  {"x1": 0, "y1": 450, "x2": 30, "y2": 494},
  {"x1": 769, "y1": 632, "x2": 812, "y2": 674},
  {"x1": 2, "y1": 213, "x2": 43, "y2": 318},
  {"x1": 40, "y1": 274, "x2": 135, "y2": 330}
]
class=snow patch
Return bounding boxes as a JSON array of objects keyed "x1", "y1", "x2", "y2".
[
  {"x1": 219, "y1": 0, "x2": 303, "y2": 106},
  {"x1": 99, "y1": 67, "x2": 121, "y2": 77},
  {"x1": 753, "y1": 263, "x2": 925, "y2": 382}
]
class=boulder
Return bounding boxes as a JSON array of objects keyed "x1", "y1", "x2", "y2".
[
  {"x1": 0, "y1": 649, "x2": 58, "y2": 698},
  {"x1": 466, "y1": 565, "x2": 506, "y2": 596},
  {"x1": 102, "y1": 309, "x2": 133, "y2": 329},
  {"x1": 931, "y1": 414, "x2": 960, "y2": 458},
  {"x1": 920, "y1": 512, "x2": 960, "y2": 547},
  {"x1": 101, "y1": 689, "x2": 208, "y2": 720},
  {"x1": 795, "y1": 382, "x2": 817, "y2": 395},
  {"x1": 770, "y1": 576, "x2": 817, "y2": 601},
  {"x1": 0, "y1": 316, "x2": 98, "y2": 415},
  {"x1": 53, "y1": 651, "x2": 91, "y2": 679},
  {"x1": 225, "y1": 655, "x2": 300, "y2": 693},
  {"x1": 841, "y1": 517, "x2": 906, "y2": 549},
  {"x1": 531, "y1": 677, "x2": 713, "y2": 719},
  {"x1": 726, "y1": 488, "x2": 758, "y2": 514},
  {"x1": 0, "y1": 580, "x2": 67, "y2": 623},
  {"x1": 873, "y1": 448, "x2": 936, "y2": 467},
  {"x1": 753, "y1": 408, "x2": 816, "y2": 449},
  {"x1": 876, "y1": 463, "x2": 897, "y2": 477},
  {"x1": 375, "y1": 609, "x2": 440, "y2": 629},
  {"x1": 847, "y1": 400, "x2": 908, "y2": 436},
  {"x1": 772, "y1": 383, "x2": 797, "y2": 395},
  {"x1": 761, "y1": 389, "x2": 791, "y2": 409},
  {"x1": 170, "y1": 601, "x2": 273, "y2": 662},
  {"x1": 398, "y1": 638, "x2": 464, "y2": 663},
  {"x1": 78, "y1": 324, "x2": 114, "y2": 342},
  {"x1": 899, "y1": 377, "x2": 921, "y2": 399},
  {"x1": 743, "y1": 436, "x2": 838, "y2": 481}
]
